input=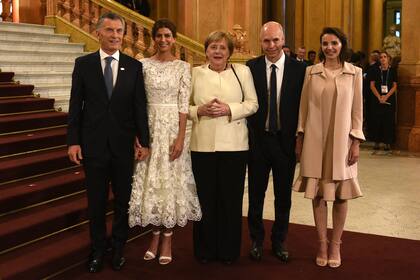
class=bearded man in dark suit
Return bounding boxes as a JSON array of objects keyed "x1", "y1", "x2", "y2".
[
  {"x1": 67, "y1": 12, "x2": 150, "y2": 273},
  {"x1": 246, "y1": 21, "x2": 306, "y2": 262}
]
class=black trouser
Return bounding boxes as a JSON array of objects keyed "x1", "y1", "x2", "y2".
[
  {"x1": 247, "y1": 132, "x2": 296, "y2": 247},
  {"x1": 191, "y1": 151, "x2": 247, "y2": 261},
  {"x1": 83, "y1": 148, "x2": 134, "y2": 256},
  {"x1": 370, "y1": 105, "x2": 395, "y2": 144}
]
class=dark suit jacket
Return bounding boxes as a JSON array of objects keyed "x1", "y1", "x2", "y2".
[
  {"x1": 246, "y1": 55, "x2": 306, "y2": 155},
  {"x1": 67, "y1": 51, "x2": 149, "y2": 158}
]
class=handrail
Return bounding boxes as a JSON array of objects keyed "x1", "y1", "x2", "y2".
[
  {"x1": 91, "y1": 0, "x2": 205, "y2": 56},
  {"x1": 46, "y1": 0, "x2": 205, "y2": 65}
]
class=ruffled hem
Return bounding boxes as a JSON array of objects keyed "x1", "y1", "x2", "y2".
[
  {"x1": 128, "y1": 211, "x2": 202, "y2": 229},
  {"x1": 292, "y1": 176, "x2": 363, "y2": 201}
]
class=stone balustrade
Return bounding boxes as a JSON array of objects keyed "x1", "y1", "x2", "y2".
[{"x1": 46, "y1": 0, "x2": 206, "y2": 65}]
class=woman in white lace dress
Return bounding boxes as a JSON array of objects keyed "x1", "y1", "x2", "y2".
[{"x1": 128, "y1": 19, "x2": 201, "y2": 265}]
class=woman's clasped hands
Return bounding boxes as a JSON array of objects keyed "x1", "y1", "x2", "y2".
[{"x1": 197, "y1": 98, "x2": 231, "y2": 118}]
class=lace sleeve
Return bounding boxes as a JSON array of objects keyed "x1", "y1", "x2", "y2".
[{"x1": 178, "y1": 62, "x2": 191, "y2": 114}]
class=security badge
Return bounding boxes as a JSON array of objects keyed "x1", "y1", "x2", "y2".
[{"x1": 381, "y1": 85, "x2": 388, "y2": 94}]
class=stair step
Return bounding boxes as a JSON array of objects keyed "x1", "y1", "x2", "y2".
[
  {"x1": 0, "y1": 97, "x2": 55, "y2": 114},
  {"x1": 0, "y1": 39, "x2": 84, "y2": 53},
  {"x1": 0, "y1": 84, "x2": 34, "y2": 97},
  {"x1": 0, "y1": 167, "x2": 84, "y2": 215},
  {"x1": 0, "y1": 215, "x2": 145, "y2": 280},
  {"x1": 0, "y1": 22, "x2": 56, "y2": 35},
  {"x1": 14, "y1": 72, "x2": 72, "y2": 85},
  {"x1": 0, "y1": 61, "x2": 75, "y2": 73},
  {"x1": 0, "y1": 215, "x2": 109, "y2": 280},
  {"x1": 0, "y1": 192, "x2": 92, "y2": 252},
  {"x1": 0, "y1": 147, "x2": 74, "y2": 184},
  {"x1": 0, "y1": 49, "x2": 86, "y2": 63},
  {"x1": 34, "y1": 83, "x2": 71, "y2": 97},
  {"x1": 0, "y1": 111, "x2": 67, "y2": 134},
  {"x1": 0, "y1": 72, "x2": 14, "y2": 83},
  {"x1": 0, "y1": 30, "x2": 70, "y2": 43},
  {"x1": 0, "y1": 127, "x2": 67, "y2": 157}
]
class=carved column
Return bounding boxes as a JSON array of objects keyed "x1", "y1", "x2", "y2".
[
  {"x1": 1, "y1": 0, "x2": 12, "y2": 22},
  {"x1": 352, "y1": 0, "x2": 364, "y2": 51},
  {"x1": 396, "y1": 0, "x2": 420, "y2": 152},
  {"x1": 122, "y1": 21, "x2": 135, "y2": 57},
  {"x1": 46, "y1": 0, "x2": 56, "y2": 16},
  {"x1": 368, "y1": 0, "x2": 383, "y2": 53},
  {"x1": 134, "y1": 24, "x2": 147, "y2": 60},
  {"x1": 80, "y1": 0, "x2": 91, "y2": 33},
  {"x1": 71, "y1": 0, "x2": 81, "y2": 27}
]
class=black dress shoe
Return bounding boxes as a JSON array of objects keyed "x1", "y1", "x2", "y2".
[
  {"x1": 249, "y1": 242, "x2": 263, "y2": 261},
  {"x1": 87, "y1": 255, "x2": 104, "y2": 273},
  {"x1": 111, "y1": 250, "x2": 126, "y2": 271},
  {"x1": 221, "y1": 259, "x2": 234, "y2": 265},
  {"x1": 272, "y1": 244, "x2": 289, "y2": 262}
]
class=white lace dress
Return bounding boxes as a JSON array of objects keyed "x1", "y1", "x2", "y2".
[{"x1": 128, "y1": 58, "x2": 202, "y2": 229}]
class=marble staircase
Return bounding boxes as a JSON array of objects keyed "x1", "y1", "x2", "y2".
[{"x1": 0, "y1": 21, "x2": 86, "y2": 112}]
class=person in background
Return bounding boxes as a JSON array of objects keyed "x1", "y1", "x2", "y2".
[
  {"x1": 368, "y1": 50, "x2": 397, "y2": 153},
  {"x1": 296, "y1": 46, "x2": 308, "y2": 65},
  {"x1": 307, "y1": 50, "x2": 316, "y2": 65},
  {"x1": 189, "y1": 31, "x2": 258, "y2": 264},
  {"x1": 128, "y1": 19, "x2": 202, "y2": 266},
  {"x1": 294, "y1": 27, "x2": 365, "y2": 268},
  {"x1": 363, "y1": 50, "x2": 380, "y2": 140},
  {"x1": 282, "y1": 45, "x2": 291, "y2": 57},
  {"x1": 246, "y1": 21, "x2": 306, "y2": 262}
]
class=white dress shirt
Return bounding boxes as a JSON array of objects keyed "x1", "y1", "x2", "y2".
[
  {"x1": 265, "y1": 54, "x2": 285, "y2": 130},
  {"x1": 99, "y1": 48, "x2": 120, "y2": 87}
]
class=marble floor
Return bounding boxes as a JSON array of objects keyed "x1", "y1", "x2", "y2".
[{"x1": 242, "y1": 148, "x2": 420, "y2": 241}]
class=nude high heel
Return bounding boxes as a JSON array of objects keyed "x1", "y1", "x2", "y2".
[
  {"x1": 328, "y1": 240, "x2": 342, "y2": 268},
  {"x1": 316, "y1": 239, "x2": 329, "y2": 267}
]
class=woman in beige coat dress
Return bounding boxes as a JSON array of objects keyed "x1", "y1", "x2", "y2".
[{"x1": 294, "y1": 27, "x2": 365, "y2": 268}]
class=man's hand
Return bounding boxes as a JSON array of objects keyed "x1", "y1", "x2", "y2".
[{"x1": 68, "y1": 145, "x2": 83, "y2": 165}]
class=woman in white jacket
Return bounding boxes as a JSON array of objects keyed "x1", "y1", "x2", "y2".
[{"x1": 189, "y1": 31, "x2": 258, "y2": 264}]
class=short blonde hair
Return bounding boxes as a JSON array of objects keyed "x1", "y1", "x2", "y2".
[{"x1": 204, "y1": 31, "x2": 234, "y2": 57}]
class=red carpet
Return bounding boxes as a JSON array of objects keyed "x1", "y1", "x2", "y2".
[{"x1": 55, "y1": 219, "x2": 420, "y2": 280}]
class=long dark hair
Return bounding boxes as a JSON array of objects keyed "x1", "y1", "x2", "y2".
[
  {"x1": 151, "y1": 18, "x2": 177, "y2": 38},
  {"x1": 318, "y1": 27, "x2": 348, "y2": 65}
]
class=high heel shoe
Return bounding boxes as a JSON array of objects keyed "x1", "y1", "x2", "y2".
[
  {"x1": 159, "y1": 231, "x2": 173, "y2": 265},
  {"x1": 328, "y1": 240, "x2": 342, "y2": 268},
  {"x1": 144, "y1": 230, "x2": 161, "y2": 260},
  {"x1": 316, "y1": 239, "x2": 329, "y2": 267}
]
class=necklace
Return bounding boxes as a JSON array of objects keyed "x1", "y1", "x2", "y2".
[{"x1": 208, "y1": 63, "x2": 228, "y2": 72}]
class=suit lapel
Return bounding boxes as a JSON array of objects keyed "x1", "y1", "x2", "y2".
[
  {"x1": 256, "y1": 56, "x2": 268, "y2": 118},
  {"x1": 91, "y1": 51, "x2": 110, "y2": 101}
]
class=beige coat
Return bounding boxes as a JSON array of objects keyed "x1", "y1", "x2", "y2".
[
  {"x1": 297, "y1": 62, "x2": 365, "y2": 180},
  {"x1": 189, "y1": 63, "x2": 258, "y2": 152}
]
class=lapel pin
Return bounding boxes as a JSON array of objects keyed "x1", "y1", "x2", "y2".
[{"x1": 120, "y1": 67, "x2": 125, "y2": 71}]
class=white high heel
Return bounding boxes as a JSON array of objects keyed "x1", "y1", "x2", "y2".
[{"x1": 143, "y1": 230, "x2": 161, "y2": 260}]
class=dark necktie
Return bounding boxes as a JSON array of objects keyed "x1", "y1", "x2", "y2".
[
  {"x1": 104, "y1": 56, "x2": 114, "y2": 99},
  {"x1": 269, "y1": 64, "x2": 278, "y2": 133}
]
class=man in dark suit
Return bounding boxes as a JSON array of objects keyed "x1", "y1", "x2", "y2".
[
  {"x1": 67, "y1": 12, "x2": 150, "y2": 273},
  {"x1": 246, "y1": 21, "x2": 306, "y2": 262}
]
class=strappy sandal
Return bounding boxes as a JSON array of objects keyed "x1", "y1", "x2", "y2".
[
  {"x1": 143, "y1": 230, "x2": 161, "y2": 260},
  {"x1": 159, "y1": 231, "x2": 173, "y2": 265},
  {"x1": 328, "y1": 240, "x2": 342, "y2": 268},
  {"x1": 316, "y1": 239, "x2": 329, "y2": 267}
]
